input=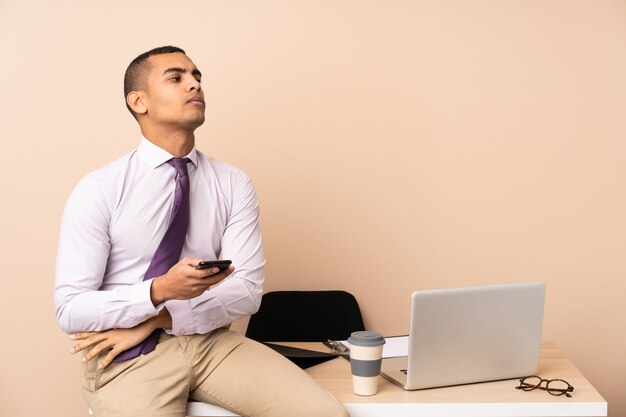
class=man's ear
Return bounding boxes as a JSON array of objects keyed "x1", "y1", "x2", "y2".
[{"x1": 127, "y1": 91, "x2": 147, "y2": 115}]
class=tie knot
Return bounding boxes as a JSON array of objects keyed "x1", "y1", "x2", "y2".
[{"x1": 168, "y1": 158, "x2": 190, "y2": 177}]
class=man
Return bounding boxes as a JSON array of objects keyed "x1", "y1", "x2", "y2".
[{"x1": 55, "y1": 46, "x2": 348, "y2": 417}]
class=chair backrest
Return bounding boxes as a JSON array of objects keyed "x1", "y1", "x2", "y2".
[{"x1": 245, "y1": 290, "x2": 365, "y2": 342}]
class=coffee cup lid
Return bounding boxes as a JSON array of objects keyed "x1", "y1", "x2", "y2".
[{"x1": 348, "y1": 331, "x2": 386, "y2": 347}]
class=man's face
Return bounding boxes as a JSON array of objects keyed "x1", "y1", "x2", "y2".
[{"x1": 141, "y1": 52, "x2": 205, "y2": 130}]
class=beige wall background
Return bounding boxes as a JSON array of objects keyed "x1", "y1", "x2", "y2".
[{"x1": 1, "y1": 0, "x2": 625, "y2": 416}]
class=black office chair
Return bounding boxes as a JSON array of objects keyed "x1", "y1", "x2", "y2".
[
  {"x1": 246, "y1": 290, "x2": 365, "y2": 342},
  {"x1": 245, "y1": 290, "x2": 365, "y2": 368}
]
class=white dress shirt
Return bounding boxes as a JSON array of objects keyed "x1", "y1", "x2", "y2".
[{"x1": 55, "y1": 138, "x2": 265, "y2": 335}]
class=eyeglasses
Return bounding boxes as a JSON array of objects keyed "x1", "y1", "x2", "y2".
[
  {"x1": 515, "y1": 375, "x2": 574, "y2": 397},
  {"x1": 324, "y1": 340, "x2": 350, "y2": 358}
]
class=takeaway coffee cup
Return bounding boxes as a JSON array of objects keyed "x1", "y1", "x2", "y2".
[{"x1": 347, "y1": 331, "x2": 386, "y2": 396}]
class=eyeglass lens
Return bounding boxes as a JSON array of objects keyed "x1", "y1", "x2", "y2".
[{"x1": 546, "y1": 379, "x2": 573, "y2": 397}]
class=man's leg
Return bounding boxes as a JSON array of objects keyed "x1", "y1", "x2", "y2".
[
  {"x1": 81, "y1": 333, "x2": 191, "y2": 417},
  {"x1": 188, "y1": 330, "x2": 349, "y2": 417}
]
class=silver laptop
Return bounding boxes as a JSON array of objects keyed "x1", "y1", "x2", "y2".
[{"x1": 381, "y1": 281, "x2": 545, "y2": 390}]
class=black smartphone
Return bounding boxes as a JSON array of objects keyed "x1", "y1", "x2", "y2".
[{"x1": 195, "y1": 260, "x2": 232, "y2": 272}]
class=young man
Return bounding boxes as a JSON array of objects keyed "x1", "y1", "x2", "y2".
[{"x1": 55, "y1": 46, "x2": 348, "y2": 417}]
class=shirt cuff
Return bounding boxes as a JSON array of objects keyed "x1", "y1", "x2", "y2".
[
  {"x1": 164, "y1": 299, "x2": 195, "y2": 335},
  {"x1": 120, "y1": 279, "x2": 160, "y2": 326}
]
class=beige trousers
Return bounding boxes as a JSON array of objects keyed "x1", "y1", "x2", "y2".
[{"x1": 81, "y1": 329, "x2": 348, "y2": 417}]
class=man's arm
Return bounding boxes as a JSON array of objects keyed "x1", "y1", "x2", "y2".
[
  {"x1": 67, "y1": 261, "x2": 234, "y2": 369},
  {"x1": 55, "y1": 174, "x2": 164, "y2": 333},
  {"x1": 164, "y1": 170, "x2": 266, "y2": 335}
]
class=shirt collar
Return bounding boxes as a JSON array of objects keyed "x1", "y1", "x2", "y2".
[{"x1": 136, "y1": 136, "x2": 199, "y2": 169}]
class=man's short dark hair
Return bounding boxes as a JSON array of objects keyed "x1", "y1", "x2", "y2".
[{"x1": 124, "y1": 46, "x2": 186, "y2": 119}]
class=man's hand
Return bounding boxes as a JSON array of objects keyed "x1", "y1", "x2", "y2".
[
  {"x1": 69, "y1": 309, "x2": 172, "y2": 369},
  {"x1": 150, "y1": 257, "x2": 235, "y2": 305},
  {"x1": 70, "y1": 323, "x2": 153, "y2": 369}
]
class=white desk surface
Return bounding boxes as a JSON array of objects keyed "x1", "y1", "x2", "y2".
[{"x1": 186, "y1": 341, "x2": 607, "y2": 417}]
